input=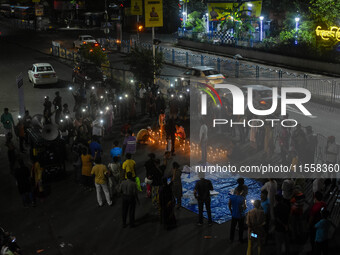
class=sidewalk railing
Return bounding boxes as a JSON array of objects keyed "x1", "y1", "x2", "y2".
[{"x1": 51, "y1": 41, "x2": 340, "y2": 107}]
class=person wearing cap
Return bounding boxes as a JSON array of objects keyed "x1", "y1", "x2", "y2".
[
  {"x1": 1, "y1": 108, "x2": 14, "y2": 134},
  {"x1": 246, "y1": 200, "x2": 265, "y2": 255}
]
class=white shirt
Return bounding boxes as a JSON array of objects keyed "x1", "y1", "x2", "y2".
[
  {"x1": 92, "y1": 119, "x2": 104, "y2": 137},
  {"x1": 261, "y1": 180, "x2": 277, "y2": 205},
  {"x1": 199, "y1": 124, "x2": 208, "y2": 143},
  {"x1": 139, "y1": 88, "x2": 146, "y2": 99}
]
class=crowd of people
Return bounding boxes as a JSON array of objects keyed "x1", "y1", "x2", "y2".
[{"x1": 1, "y1": 82, "x2": 339, "y2": 255}]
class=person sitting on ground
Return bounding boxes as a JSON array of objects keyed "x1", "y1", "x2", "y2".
[
  {"x1": 175, "y1": 124, "x2": 186, "y2": 140},
  {"x1": 136, "y1": 126, "x2": 153, "y2": 144}
]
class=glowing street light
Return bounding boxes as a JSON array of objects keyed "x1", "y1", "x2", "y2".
[
  {"x1": 259, "y1": 16, "x2": 264, "y2": 41},
  {"x1": 295, "y1": 17, "x2": 300, "y2": 45},
  {"x1": 247, "y1": 3, "x2": 253, "y2": 7},
  {"x1": 205, "y1": 13, "x2": 209, "y2": 33}
]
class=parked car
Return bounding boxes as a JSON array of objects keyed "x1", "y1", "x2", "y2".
[
  {"x1": 28, "y1": 63, "x2": 58, "y2": 87},
  {"x1": 73, "y1": 35, "x2": 97, "y2": 48},
  {"x1": 181, "y1": 66, "x2": 226, "y2": 86},
  {"x1": 72, "y1": 63, "x2": 106, "y2": 86}
]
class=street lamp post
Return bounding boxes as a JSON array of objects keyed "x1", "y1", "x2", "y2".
[
  {"x1": 206, "y1": 13, "x2": 209, "y2": 34},
  {"x1": 295, "y1": 17, "x2": 300, "y2": 45},
  {"x1": 259, "y1": 16, "x2": 264, "y2": 41}
]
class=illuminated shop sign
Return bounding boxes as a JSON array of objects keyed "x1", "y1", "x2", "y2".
[{"x1": 315, "y1": 26, "x2": 340, "y2": 41}]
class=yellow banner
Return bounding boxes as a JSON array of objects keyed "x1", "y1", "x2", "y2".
[
  {"x1": 144, "y1": 0, "x2": 163, "y2": 27},
  {"x1": 131, "y1": 0, "x2": 143, "y2": 15},
  {"x1": 208, "y1": 1, "x2": 262, "y2": 22}
]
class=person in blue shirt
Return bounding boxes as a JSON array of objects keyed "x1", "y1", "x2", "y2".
[
  {"x1": 229, "y1": 188, "x2": 246, "y2": 242},
  {"x1": 314, "y1": 208, "x2": 335, "y2": 255},
  {"x1": 110, "y1": 140, "x2": 122, "y2": 161},
  {"x1": 89, "y1": 136, "x2": 102, "y2": 159}
]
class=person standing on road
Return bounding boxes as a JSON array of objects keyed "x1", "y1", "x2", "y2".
[
  {"x1": 23, "y1": 110, "x2": 32, "y2": 144},
  {"x1": 43, "y1": 96, "x2": 52, "y2": 124},
  {"x1": 14, "y1": 159, "x2": 33, "y2": 207},
  {"x1": 139, "y1": 86, "x2": 146, "y2": 115},
  {"x1": 122, "y1": 153, "x2": 136, "y2": 179},
  {"x1": 31, "y1": 158, "x2": 44, "y2": 203},
  {"x1": 199, "y1": 118, "x2": 208, "y2": 165},
  {"x1": 81, "y1": 148, "x2": 94, "y2": 190},
  {"x1": 159, "y1": 177, "x2": 176, "y2": 229},
  {"x1": 91, "y1": 157, "x2": 112, "y2": 207},
  {"x1": 15, "y1": 117, "x2": 25, "y2": 153},
  {"x1": 5, "y1": 132, "x2": 16, "y2": 172},
  {"x1": 194, "y1": 172, "x2": 213, "y2": 226},
  {"x1": 165, "y1": 117, "x2": 176, "y2": 156},
  {"x1": 144, "y1": 153, "x2": 156, "y2": 198},
  {"x1": 89, "y1": 136, "x2": 103, "y2": 160},
  {"x1": 107, "y1": 156, "x2": 121, "y2": 198},
  {"x1": 122, "y1": 130, "x2": 137, "y2": 156},
  {"x1": 274, "y1": 194, "x2": 290, "y2": 255},
  {"x1": 110, "y1": 140, "x2": 122, "y2": 162},
  {"x1": 1, "y1": 108, "x2": 14, "y2": 134},
  {"x1": 53, "y1": 91, "x2": 62, "y2": 124},
  {"x1": 119, "y1": 172, "x2": 139, "y2": 228},
  {"x1": 314, "y1": 209, "x2": 335, "y2": 255},
  {"x1": 158, "y1": 110, "x2": 166, "y2": 140},
  {"x1": 309, "y1": 191, "x2": 327, "y2": 251},
  {"x1": 246, "y1": 200, "x2": 265, "y2": 255},
  {"x1": 261, "y1": 179, "x2": 277, "y2": 221},
  {"x1": 229, "y1": 188, "x2": 246, "y2": 242},
  {"x1": 171, "y1": 162, "x2": 182, "y2": 209}
]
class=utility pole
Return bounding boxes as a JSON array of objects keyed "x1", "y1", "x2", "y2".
[{"x1": 152, "y1": 27, "x2": 156, "y2": 86}]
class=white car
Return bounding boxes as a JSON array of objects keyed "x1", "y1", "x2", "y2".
[
  {"x1": 28, "y1": 63, "x2": 58, "y2": 87},
  {"x1": 181, "y1": 66, "x2": 226, "y2": 86},
  {"x1": 73, "y1": 35, "x2": 97, "y2": 48}
]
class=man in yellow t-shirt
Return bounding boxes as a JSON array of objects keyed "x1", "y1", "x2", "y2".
[
  {"x1": 122, "y1": 153, "x2": 136, "y2": 179},
  {"x1": 91, "y1": 158, "x2": 112, "y2": 206}
]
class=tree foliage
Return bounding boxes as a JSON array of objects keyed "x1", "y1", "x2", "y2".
[
  {"x1": 183, "y1": 11, "x2": 206, "y2": 32},
  {"x1": 309, "y1": 0, "x2": 340, "y2": 27},
  {"x1": 78, "y1": 44, "x2": 108, "y2": 66},
  {"x1": 125, "y1": 46, "x2": 163, "y2": 87}
]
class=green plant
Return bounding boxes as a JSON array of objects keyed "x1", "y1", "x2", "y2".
[
  {"x1": 125, "y1": 46, "x2": 163, "y2": 87},
  {"x1": 78, "y1": 44, "x2": 108, "y2": 66}
]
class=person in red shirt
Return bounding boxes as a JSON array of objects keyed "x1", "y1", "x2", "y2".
[{"x1": 309, "y1": 191, "x2": 327, "y2": 250}]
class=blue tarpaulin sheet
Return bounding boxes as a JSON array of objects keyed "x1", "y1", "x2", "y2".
[{"x1": 181, "y1": 172, "x2": 262, "y2": 224}]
